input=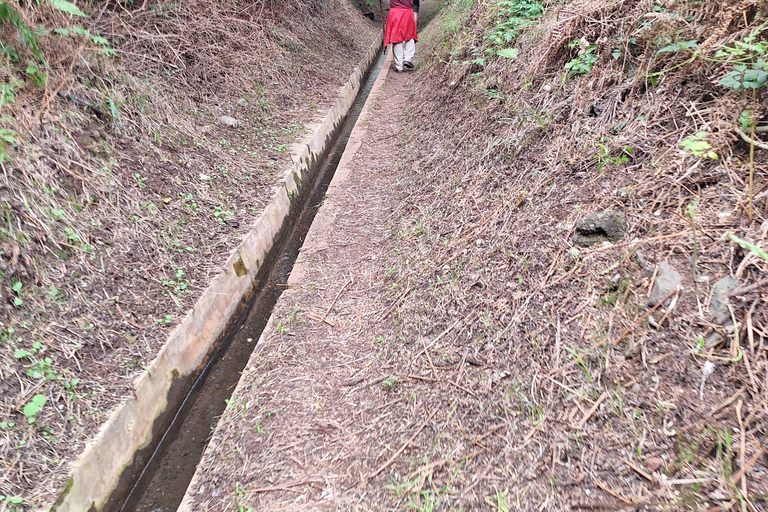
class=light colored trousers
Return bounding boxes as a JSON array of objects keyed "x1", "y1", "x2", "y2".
[{"x1": 393, "y1": 40, "x2": 415, "y2": 71}]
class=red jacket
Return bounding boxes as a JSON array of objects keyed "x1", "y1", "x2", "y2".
[{"x1": 384, "y1": 6, "x2": 417, "y2": 46}]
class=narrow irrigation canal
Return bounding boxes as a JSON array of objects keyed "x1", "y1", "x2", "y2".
[{"x1": 116, "y1": 48, "x2": 388, "y2": 512}]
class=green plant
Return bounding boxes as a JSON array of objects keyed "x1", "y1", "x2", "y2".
[
  {"x1": 22, "y1": 394, "x2": 46, "y2": 423},
  {"x1": 10, "y1": 280, "x2": 22, "y2": 306},
  {"x1": 134, "y1": 173, "x2": 148, "y2": 188},
  {"x1": 484, "y1": 0, "x2": 544, "y2": 57},
  {"x1": 0, "y1": 118, "x2": 17, "y2": 162},
  {"x1": 716, "y1": 22, "x2": 768, "y2": 91},
  {"x1": 162, "y1": 268, "x2": 189, "y2": 296},
  {"x1": 382, "y1": 374, "x2": 398, "y2": 391},
  {"x1": 657, "y1": 39, "x2": 698, "y2": 54},
  {"x1": 53, "y1": 25, "x2": 114, "y2": 56},
  {"x1": 0, "y1": 495, "x2": 23, "y2": 507},
  {"x1": 679, "y1": 132, "x2": 718, "y2": 159},
  {"x1": 729, "y1": 233, "x2": 768, "y2": 262},
  {"x1": 593, "y1": 142, "x2": 632, "y2": 170},
  {"x1": 233, "y1": 482, "x2": 253, "y2": 512},
  {"x1": 25, "y1": 63, "x2": 47, "y2": 87},
  {"x1": 486, "y1": 488, "x2": 509, "y2": 511},
  {"x1": 0, "y1": 2, "x2": 44, "y2": 61},
  {"x1": 27, "y1": 356, "x2": 57, "y2": 380},
  {"x1": 213, "y1": 206, "x2": 234, "y2": 225},
  {"x1": 565, "y1": 44, "x2": 597, "y2": 78},
  {"x1": 0, "y1": 78, "x2": 21, "y2": 106}
]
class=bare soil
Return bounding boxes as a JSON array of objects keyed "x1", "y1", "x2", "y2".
[{"x1": 0, "y1": 0, "x2": 376, "y2": 507}]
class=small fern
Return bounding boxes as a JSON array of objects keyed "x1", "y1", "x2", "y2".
[
  {"x1": 0, "y1": 2, "x2": 44, "y2": 61},
  {"x1": 0, "y1": 0, "x2": 88, "y2": 64},
  {"x1": 47, "y1": 0, "x2": 87, "y2": 18}
]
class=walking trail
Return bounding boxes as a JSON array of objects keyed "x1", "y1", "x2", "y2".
[{"x1": 180, "y1": 52, "x2": 454, "y2": 511}]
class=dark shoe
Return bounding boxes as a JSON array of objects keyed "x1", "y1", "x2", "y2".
[
  {"x1": 395, "y1": 68, "x2": 404, "y2": 73},
  {"x1": 404, "y1": 61, "x2": 414, "y2": 69}
]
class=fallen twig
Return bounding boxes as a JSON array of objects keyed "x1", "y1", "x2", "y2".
[
  {"x1": 612, "y1": 289, "x2": 677, "y2": 346},
  {"x1": 732, "y1": 445, "x2": 767, "y2": 488},
  {"x1": 307, "y1": 311, "x2": 335, "y2": 327},
  {"x1": 414, "y1": 316, "x2": 464, "y2": 358},
  {"x1": 619, "y1": 456, "x2": 656, "y2": 483},
  {"x1": 249, "y1": 480, "x2": 317, "y2": 493},
  {"x1": 594, "y1": 480, "x2": 636, "y2": 505},
  {"x1": 360, "y1": 409, "x2": 438, "y2": 488},
  {"x1": 578, "y1": 392, "x2": 608, "y2": 428},
  {"x1": 322, "y1": 277, "x2": 353, "y2": 322},
  {"x1": 377, "y1": 286, "x2": 413, "y2": 323}
]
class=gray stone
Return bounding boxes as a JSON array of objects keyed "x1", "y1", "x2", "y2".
[
  {"x1": 710, "y1": 276, "x2": 741, "y2": 325},
  {"x1": 705, "y1": 331, "x2": 724, "y2": 348},
  {"x1": 633, "y1": 248, "x2": 654, "y2": 276},
  {"x1": 236, "y1": 98, "x2": 247, "y2": 106},
  {"x1": 572, "y1": 211, "x2": 626, "y2": 247},
  {"x1": 648, "y1": 261, "x2": 681, "y2": 306},
  {"x1": 216, "y1": 116, "x2": 240, "y2": 127}
]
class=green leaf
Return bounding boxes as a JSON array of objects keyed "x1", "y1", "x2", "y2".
[
  {"x1": 612, "y1": 48, "x2": 622, "y2": 60},
  {"x1": 657, "y1": 39, "x2": 698, "y2": 54},
  {"x1": 11, "y1": 281, "x2": 22, "y2": 293},
  {"x1": 46, "y1": 0, "x2": 87, "y2": 17},
  {"x1": 22, "y1": 394, "x2": 46, "y2": 418},
  {"x1": 496, "y1": 490, "x2": 509, "y2": 512},
  {"x1": 729, "y1": 233, "x2": 768, "y2": 262},
  {"x1": 0, "y1": 129, "x2": 15, "y2": 144},
  {"x1": 739, "y1": 110, "x2": 754, "y2": 131},
  {"x1": 13, "y1": 349, "x2": 31, "y2": 359},
  {"x1": 496, "y1": 48, "x2": 518, "y2": 59}
]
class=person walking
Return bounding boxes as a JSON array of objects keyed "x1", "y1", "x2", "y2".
[{"x1": 384, "y1": 0, "x2": 417, "y2": 72}]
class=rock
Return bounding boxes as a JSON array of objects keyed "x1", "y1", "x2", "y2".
[
  {"x1": 572, "y1": 211, "x2": 626, "y2": 247},
  {"x1": 646, "y1": 457, "x2": 663, "y2": 472},
  {"x1": 717, "y1": 211, "x2": 736, "y2": 225},
  {"x1": 705, "y1": 331, "x2": 723, "y2": 348},
  {"x1": 216, "y1": 116, "x2": 240, "y2": 127},
  {"x1": 648, "y1": 261, "x2": 681, "y2": 306},
  {"x1": 633, "y1": 248, "x2": 654, "y2": 276},
  {"x1": 710, "y1": 276, "x2": 740, "y2": 325},
  {"x1": 236, "y1": 98, "x2": 247, "y2": 106}
]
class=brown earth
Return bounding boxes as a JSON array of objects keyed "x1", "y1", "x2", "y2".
[{"x1": 0, "y1": 0, "x2": 377, "y2": 508}]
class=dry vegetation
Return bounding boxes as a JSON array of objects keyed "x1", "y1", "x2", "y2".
[
  {"x1": 0, "y1": 0, "x2": 376, "y2": 508},
  {"x1": 375, "y1": 0, "x2": 768, "y2": 508}
]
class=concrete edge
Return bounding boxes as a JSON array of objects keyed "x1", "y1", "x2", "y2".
[
  {"x1": 50, "y1": 31, "x2": 384, "y2": 512},
  {"x1": 175, "y1": 45, "x2": 394, "y2": 512}
]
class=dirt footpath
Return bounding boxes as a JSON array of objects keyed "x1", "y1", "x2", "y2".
[{"x1": 179, "y1": 52, "x2": 436, "y2": 511}]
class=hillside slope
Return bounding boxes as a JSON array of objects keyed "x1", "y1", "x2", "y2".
[
  {"x1": 0, "y1": 0, "x2": 376, "y2": 508},
  {"x1": 376, "y1": 0, "x2": 768, "y2": 508}
]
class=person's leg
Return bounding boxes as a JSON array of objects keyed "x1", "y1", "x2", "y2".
[
  {"x1": 403, "y1": 39, "x2": 415, "y2": 69},
  {"x1": 393, "y1": 42, "x2": 405, "y2": 71}
]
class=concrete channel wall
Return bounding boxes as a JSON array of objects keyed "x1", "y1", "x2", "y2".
[{"x1": 50, "y1": 31, "x2": 383, "y2": 512}]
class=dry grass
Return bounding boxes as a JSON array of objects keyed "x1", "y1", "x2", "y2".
[
  {"x1": 0, "y1": 0, "x2": 376, "y2": 508},
  {"x1": 374, "y1": 0, "x2": 768, "y2": 508}
]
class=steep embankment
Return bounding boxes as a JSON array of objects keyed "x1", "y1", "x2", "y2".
[
  {"x1": 378, "y1": 0, "x2": 768, "y2": 508},
  {"x1": 0, "y1": 0, "x2": 376, "y2": 508}
]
